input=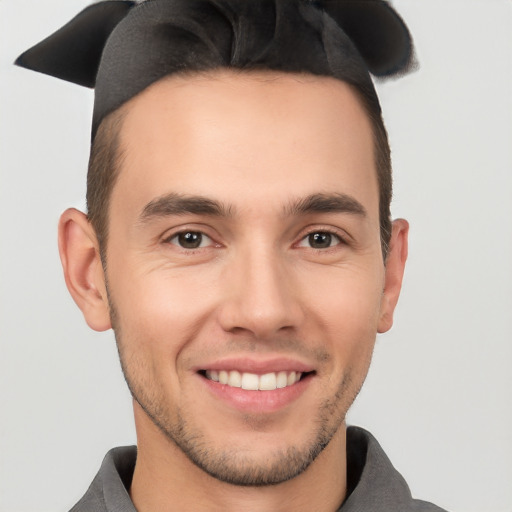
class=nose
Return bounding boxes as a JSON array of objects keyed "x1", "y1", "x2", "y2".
[{"x1": 217, "y1": 246, "x2": 304, "y2": 339}]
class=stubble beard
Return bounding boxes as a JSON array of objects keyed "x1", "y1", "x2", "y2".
[{"x1": 109, "y1": 300, "x2": 367, "y2": 487}]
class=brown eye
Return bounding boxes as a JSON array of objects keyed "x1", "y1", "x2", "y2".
[
  {"x1": 298, "y1": 231, "x2": 342, "y2": 249},
  {"x1": 308, "y1": 232, "x2": 332, "y2": 249},
  {"x1": 169, "y1": 231, "x2": 211, "y2": 249}
]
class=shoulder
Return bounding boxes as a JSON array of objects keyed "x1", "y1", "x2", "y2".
[
  {"x1": 69, "y1": 446, "x2": 137, "y2": 512},
  {"x1": 341, "y1": 426, "x2": 449, "y2": 512}
]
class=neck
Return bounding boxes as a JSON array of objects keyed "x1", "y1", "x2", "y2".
[{"x1": 130, "y1": 403, "x2": 347, "y2": 512}]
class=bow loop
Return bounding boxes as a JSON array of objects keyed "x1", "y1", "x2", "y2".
[
  {"x1": 15, "y1": 1, "x2": 136, "y2": 87},
  {"x1": 319, "y1": 0, "x2": 415, "y2": 76}
]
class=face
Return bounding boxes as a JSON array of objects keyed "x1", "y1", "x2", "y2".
[{"x1": 68, "y1": 71, "x2": 406, "y2": 486}]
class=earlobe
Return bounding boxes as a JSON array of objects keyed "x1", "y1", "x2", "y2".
[
  {"x1": 377, "y1": 218, "x2": 409, "y2": 334},
  {"x1": 58, "y1": 208, "x2": 112, "y2": 331}
]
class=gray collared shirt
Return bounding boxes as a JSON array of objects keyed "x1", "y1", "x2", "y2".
[{"x1": 70, "y1": 426, "x2": 448, "y2": 512}]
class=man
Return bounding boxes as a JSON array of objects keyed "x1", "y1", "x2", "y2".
[{"x1": 15, "y1": 0, "x2": 448, "y2": 510}]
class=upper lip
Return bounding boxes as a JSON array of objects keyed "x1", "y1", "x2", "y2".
[{"x1": 194, "y1": 357, "x2": 315, "y2": 374}]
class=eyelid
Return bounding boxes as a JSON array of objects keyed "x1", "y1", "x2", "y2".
[
  {"x1": 167, "y1": 232, "x2": 214, "y2": 248},
  {"x1": 160, "y1": 225, "x2": 222, "y2": 248},
  {"x1": 295, "y1": 225, "x2": 350, "y2": 247},
  {"x1": 300, "y1": 224, "x2": 352, "y2": 242}
]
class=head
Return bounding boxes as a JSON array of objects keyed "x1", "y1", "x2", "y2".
[
  {"x1": 52, "y1": 0, "x2": 410, "y2": 488},
  {"x1": 59, "y1": 67, "x2": 408, "y2": 485}
]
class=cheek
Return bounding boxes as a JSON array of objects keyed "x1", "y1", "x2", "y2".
[
  {"x1": 107, "y1": 259, "x2": 224, "y2": 357},
  {"x1": 299, "y1": 264, "x2": 384, "y2": 354},
  {"x1": 108, "y1": 272, "x2": 208, "y2": 403},
  {"x1": 302, "y1": 262, "x2": 383, "y2": 316}
]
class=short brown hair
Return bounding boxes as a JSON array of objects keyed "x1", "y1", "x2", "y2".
[{"x1": 86, "y1": 108, "x2": 125, "y2": 260}]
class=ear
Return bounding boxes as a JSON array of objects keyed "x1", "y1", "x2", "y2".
[
  {"x1": 378, "y1": 218, "x2": 409, "y2": 333},
  {"x1": 58, "y1": 208, "x2": 111, "y2": 331}
]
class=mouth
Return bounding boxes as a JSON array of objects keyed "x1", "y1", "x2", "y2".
[
  {"x1": 199, "y1": 369, "x2": 313, "y2": 391},
  {"x1": 197, "y1": 360, "x2": 316, "y2": 413}
]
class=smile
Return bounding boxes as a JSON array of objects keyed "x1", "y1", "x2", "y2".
[{"x1": 204, "y1": 370, "x2": 304, "y2": 391}]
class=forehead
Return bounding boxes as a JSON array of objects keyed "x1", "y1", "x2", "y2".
[{"x1": 112, "y1": 70, "x2": 378, "y2": 220}]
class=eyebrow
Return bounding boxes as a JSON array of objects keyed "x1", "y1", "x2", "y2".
[
  {"x1": 284, "y1": 193, "x2": 367, "y2": 218},
  {"x1": 138, "y1": 191, "x2": 366, "y2": 224},
  {"x1": 139, "y1": 193, "x2": 233, "y2": 223}
]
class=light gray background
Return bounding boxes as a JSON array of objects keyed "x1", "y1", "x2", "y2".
[{"x1": 1, "y1": 1, "x2": 511, "y2": 511}]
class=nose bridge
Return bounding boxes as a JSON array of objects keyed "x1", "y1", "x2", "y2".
[{"x1": 217, "y1": 241, "x2": 302, "y2": 337}]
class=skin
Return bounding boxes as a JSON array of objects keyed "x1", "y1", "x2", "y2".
[{"x1": 58, "y1": 70, "x2": 408, "y2": 512}]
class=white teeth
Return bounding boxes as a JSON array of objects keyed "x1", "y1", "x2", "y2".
[
  {"x1": 241, "y1": 373, "x2": 259, "y2": 390},
  {"x1": 259, "y1": 372, "x2": 277, "y2": 390},
  {"x1": 276, "y1": 371, "x2": 288, "y2": 389},
  {"x1": 205, "y1": 370, "x2": 304, "y2": 390},
  {"x1": 205, "y1": 370, "x2": 219, "y2": 382},
  {"x1": 229, "y1": 370, "x2": 242, "y2": 388}
]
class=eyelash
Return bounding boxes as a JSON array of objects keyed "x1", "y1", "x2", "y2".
[
  {"x1": 162, "y1": 230, "x2": 218, "y2": 250},
  {"x1": 296, "y1": 228, "x2": 347, "y2": 251},
  {"x1": 162, "y1": 227, "x2": 348, "y2": 252}
]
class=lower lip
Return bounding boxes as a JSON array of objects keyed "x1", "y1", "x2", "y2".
[{"x1": 200, "y1": 373, "x2": 314, "y2": 414}]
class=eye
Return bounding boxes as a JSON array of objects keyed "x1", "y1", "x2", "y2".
[
  {"x1": 166, "y1": 231, "x2": 213, "y2": 249},
  {"x1": 298, "y1": 231, "x2": 343, "y2": 249}
]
